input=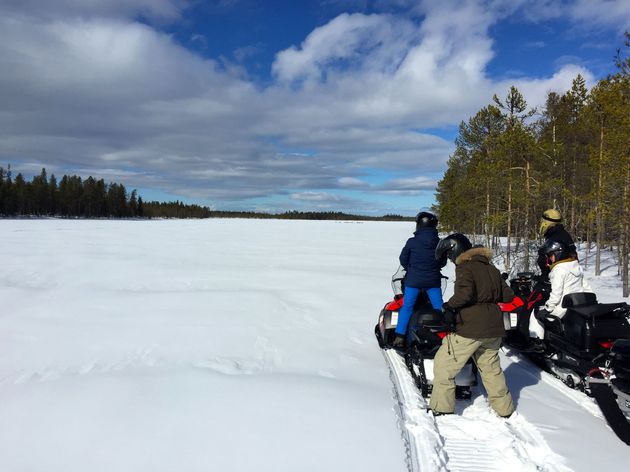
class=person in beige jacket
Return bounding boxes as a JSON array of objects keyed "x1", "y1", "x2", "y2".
[{"x1": 429, "y1": 234, "x2": 515, "y2": 418}]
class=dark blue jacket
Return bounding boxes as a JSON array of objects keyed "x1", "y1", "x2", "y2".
[{"x1": 399, "y1": 227, "x2": 443, "y2": 288}]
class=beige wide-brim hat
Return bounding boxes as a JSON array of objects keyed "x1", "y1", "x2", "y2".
[{"x1": 540, "y1": 208, "x2": 562, "y2": 235}]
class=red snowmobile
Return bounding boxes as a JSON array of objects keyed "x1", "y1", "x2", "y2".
[{"x1": 375, "y1": 267, "x2": 475, "y2": 399}]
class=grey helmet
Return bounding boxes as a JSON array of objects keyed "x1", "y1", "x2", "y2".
[
  {"x1": 435, "y1": 233, "x2": 472, "y2": 264},
  {"x1": 540, "y1": 239, "x2": 569, "y2": 263}
]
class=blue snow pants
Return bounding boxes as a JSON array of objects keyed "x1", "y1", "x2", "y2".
[{"x1": 394, "y1": 286, "x2": 443, "y2": 336}]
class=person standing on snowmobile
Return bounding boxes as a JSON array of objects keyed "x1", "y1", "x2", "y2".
[
  {"x1": 537, "y1": 209, "x2": 577, "y2": 280},
  {"x1": 429, "y1": 234, "x2": 515, "y2": 418},
  {"x1": 530, "y1": 239, "x2": 592, "y2": 339},
  {"x1": 392, "y1": 212, "x2": 445, "y2": 348}
]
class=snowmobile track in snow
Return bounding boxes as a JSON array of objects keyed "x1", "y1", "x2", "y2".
[
  {"x1": 383, "y1": 348, "x2": 446, "y2": 472},
  {"x1": 382, "y1": 348, "x2": 572, "y2": 472}
]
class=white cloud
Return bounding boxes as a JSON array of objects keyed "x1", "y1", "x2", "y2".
[
  {"x1": 384, "y1": 176, "x2": 438, "y2": 190},
  {"x1": 569, "y1": 0, "x2": 630, "y2": 31},
  {"x1": 497, "y1": 0, "x2": 630, "y2": 31},
  {"x1": 290, "y1": 192, "x2": 342, "y2": 202},
  {"x1": 338, "y1": 177, "x2": 368, "y2": 188},
  {"x1": 378, "y1": 175, "x2": 439, "y2": 195},
  {"x1": 502, "y1": 64, "x2": 596, "y2": 111},
  {"x1": 272, "y1": 13, "x2": 418, "y2": 83},
  {"x1": 233, "y1": 44, "x2": 264, "y2": 63}
]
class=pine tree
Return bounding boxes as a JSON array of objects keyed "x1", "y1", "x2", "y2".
[
  {"x1": 49, "y1": 174, "x2": 58, "y2": 215},
  {"x1": 129, "y1": 190, "x2": 138, "y2": 217},
  {"x1": 31, "y1": 168, "x2": 49, "y2": 216}
]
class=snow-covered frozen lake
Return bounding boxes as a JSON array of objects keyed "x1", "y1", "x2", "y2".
[{"x1": 1, "y1": 219, "x2": 629, "y2": 471}]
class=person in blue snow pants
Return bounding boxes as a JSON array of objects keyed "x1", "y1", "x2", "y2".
[{"x1": 392, "y1": 212, "x2": 446, "y2": 348}]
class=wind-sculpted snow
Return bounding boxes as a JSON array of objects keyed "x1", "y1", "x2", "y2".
[
  {"x1": 0, "y1": 219, "x2": 629, "y2": 471},
  {"x1": 0, "y1": 219, "x2": 407, "y2": 472}
]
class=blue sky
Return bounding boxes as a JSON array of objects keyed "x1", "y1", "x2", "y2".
[{"x1": 0, "y1": 0, "x2": 628, "y2": 216}]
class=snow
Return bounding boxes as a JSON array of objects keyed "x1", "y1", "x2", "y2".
[{"x1": 0, "y1": 219, "x2": 629, "y2": 471}]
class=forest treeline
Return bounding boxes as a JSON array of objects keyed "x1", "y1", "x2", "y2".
[
  {"x1": 0, "y1": 166, "x2": 409, "y2": 221},
  {"x1": 0, "y1": 167, "x2": 145, "y2": 218},
  {"x1": 435, "y1": 32, "x2": 630, "y2": 296},
  {"x1": 142, "y1": 200, "x2": 409, "y2": 221}
]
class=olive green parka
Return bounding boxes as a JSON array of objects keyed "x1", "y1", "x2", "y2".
[{"x1": 447, "y1": 247, "x2": 514, "y2": 339}]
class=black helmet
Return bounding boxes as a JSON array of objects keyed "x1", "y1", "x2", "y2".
[
  {"x1": 540, "y1": 239, "x2": 569, "y2": 262},
  {"x1": 416, "y1": 211, "x2": 438, "y2": 229},
  {"x1": 435, "y1": 233, "x2": 472, "y2": 264}
]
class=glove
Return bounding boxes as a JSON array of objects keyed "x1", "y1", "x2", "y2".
[
  {"x1": 394, "y1": 294, "x2": 403, "y2": 301},
  {"x1": 441, "y1": 303, "x2": 457, "y2": 328},
  {"x1": 535, "y1": 309, "x2": 562, "y2": 332},
  {"x1": 534, "y1": 308, "x2": 550, "y2": 324}
]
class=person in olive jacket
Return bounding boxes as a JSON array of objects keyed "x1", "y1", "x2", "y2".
[{"x1": 428, "y1": 233, "x2": 515, "y2": 418}]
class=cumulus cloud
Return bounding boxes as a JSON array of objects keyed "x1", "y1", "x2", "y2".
[
  {"x1": 268, "y1": 1, "x2": 497, "y2": 129},
  {"x1": 272, "y1": 13, "x2": 418, "y2": 83},
  {"x1": 501, "y1": 64, "x2": 596, "y2": 111},
  {"x1": 0, "y1": 0, "x2": 622, "y2": 214}
]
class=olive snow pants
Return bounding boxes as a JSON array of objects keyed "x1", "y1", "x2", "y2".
[{"x1": 429, "y1": 333, "x2": 515, "y2": 417}]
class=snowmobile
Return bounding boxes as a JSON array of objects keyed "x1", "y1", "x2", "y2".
[
  {"x1": 499, "y1": 271, "x2": 630, "y2": 444},
  {"x1": 375, "y1": 267, "x2": 475, "y2": 399},
  {"x1": 499, "y1": 271, "x2": 630, "y2": 389}
]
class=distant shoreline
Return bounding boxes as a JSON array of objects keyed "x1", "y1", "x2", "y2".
[{"x1": 0, "y1": 213, "x2": 414, "y2": 222}]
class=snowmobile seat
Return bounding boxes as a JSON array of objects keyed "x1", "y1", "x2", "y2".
[
  {"x1": 568, "y1": 302, "x2": 629, "y2": 319},
  {"x1": 409, "y1": 309, "x2": 447, "y2": 330},
  {"x1": 561, "y1": 292, "x2": 597, "y2": 308}
]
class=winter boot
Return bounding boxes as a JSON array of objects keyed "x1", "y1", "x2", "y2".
[
  {"x1": 527, "y1": 338, "x2": 545, "y2": 353},
  {"x1": 391, "y1": 334, "x2": 406, "y2": 349}
]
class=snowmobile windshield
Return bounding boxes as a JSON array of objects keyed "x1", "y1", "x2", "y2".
[{"x1": 391, "y1": 265, "x2": 406, "y2": 295}]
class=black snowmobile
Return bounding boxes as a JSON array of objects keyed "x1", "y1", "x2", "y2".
[
  {"x1": 375, "y1": 267, "x2": 475, "y2": 398},
  {"x1": 499, "y1": 271, "x2": 630, "y2": 444}
]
